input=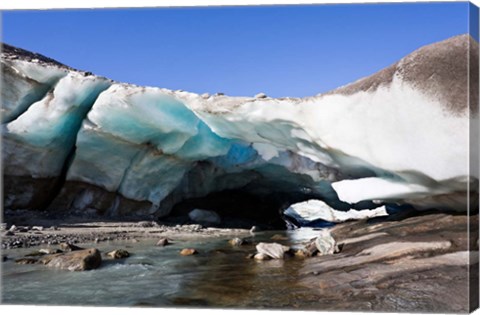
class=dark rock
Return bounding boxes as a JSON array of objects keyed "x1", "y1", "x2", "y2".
[
  {"x1": 156, "y1": 238, "x2": 171, "y2": 247},
  {"x1": 2, "y1": 255, "x2": 8, "y2": 262},
  {"x1": 4, "y1": 231, "x2": 14, "y2": 236},
  {"x1": 40, "y1": 248, "x2": 102, "y2": 271},
  {"x1": 107, "y1": 249, "x2": 130, "y2": 259},
  {"x1": 180, "y1": 248, "x2": 198, "y2": 256}
]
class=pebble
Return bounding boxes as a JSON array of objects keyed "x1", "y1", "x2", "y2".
[
  {"x1": 107, "y1": 249, "x2": 130, "y2": 259},
  {"x1": 254, "y1": 253, "x2": 271, "y2": 261},
  {"x1": 180, "y1": 248, "x2": 198, "y2": 256},
  {"x1": 228, "y1": 237, "x2": 245, "y2": 246}
]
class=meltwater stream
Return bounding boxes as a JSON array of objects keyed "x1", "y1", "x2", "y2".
[{"x1": 1, "y1": 229, "x2": 326, "y2": 309}]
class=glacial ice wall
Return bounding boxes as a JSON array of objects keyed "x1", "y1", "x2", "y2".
[{"x1": 1, "y1": 35, "x2": 478, "y2": 219}]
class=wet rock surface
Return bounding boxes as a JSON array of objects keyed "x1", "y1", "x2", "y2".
[
  {"x1": 180, "y1": 248, "x2": 198, "y2": 256},
  {"x1": 155, "y1": 238, "x2": 171, "y2": 247},
  {"x1": 255, "y1": 242, "x2": 290, "y2": 259},
  {"x1": 296, "y1": 212, "x2": 478, "y2": 312},
  {"x1": 106, "y1": 249, "x2": 130, "y2": 259},
  {"x1": 39, "y1": 248, "x2": 102, "y2": 271}
]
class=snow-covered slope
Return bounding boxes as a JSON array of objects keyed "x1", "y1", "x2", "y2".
[{"x1": 2, "y1": 34, "x2": 478, "y2": 219}]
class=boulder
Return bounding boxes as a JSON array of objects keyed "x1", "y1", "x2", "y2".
[
  {"x1": 106, "y1": 249, "x2": 130, "y2": 259},
  {"x1": 255, "y1": 92, "x2": 268, "y2": 99},
  {"x1": 180, "y1": 248, "x2": 198, "y2": 256},
  {"x1": 32, "y1": 226, "x2": 44, "y2": 231},
  {"x1": 2, "y1": 255, "x2": 8, "y2": 262},
  {"x1": 40, "y1": 248, "x2": 102, "y2": 271},
  {"x1": 314, "y1": 230, "x2": 339, "y2": 255},
  {"x1": 156, "y1": 238, "x2": 171, "y2": 247},
  {"x1": 188, "y1": 209, "x2": 221, "y2": 225},
  {"x1": 256, "y1": 242, "x2": 290, "y2": 259}
]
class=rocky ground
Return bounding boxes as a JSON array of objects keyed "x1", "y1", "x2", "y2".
[
  {"x1": 298, "y1": 212, "x2": 479, "y2": 312},
  {"x1": 1, "y1": 209, "x2": 251, "y2": 249}
]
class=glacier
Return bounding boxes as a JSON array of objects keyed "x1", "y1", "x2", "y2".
[{"x1": 1, "y1": 35, "x2": 478, "y2": 225}]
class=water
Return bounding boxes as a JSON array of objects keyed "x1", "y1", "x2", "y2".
[{"x1": 1, "y1": 229, "x2": 326, "y2": 309}]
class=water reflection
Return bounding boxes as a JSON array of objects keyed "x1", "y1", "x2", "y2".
[{"x1": 2, "y1": 229, "x2": 325, "y2": 309}]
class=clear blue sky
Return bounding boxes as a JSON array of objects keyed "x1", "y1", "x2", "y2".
[{"x1": 1, "y1": 3, "x2": 472, "y2": 97}]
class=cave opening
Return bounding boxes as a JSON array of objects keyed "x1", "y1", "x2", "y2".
[{"x1": 166, "y1": 188, "x2": 320, "y2": 230}]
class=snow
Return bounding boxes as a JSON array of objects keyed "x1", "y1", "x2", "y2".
[
  {"x1": 1, "y1": 59, "x2": 69, "y2": 123},
  {"x1": 331, "y1": 177, "x2": 433, "y2": 204},
  {"x1": 285, "y1": 199, "x2": 388, "y2": 223}
]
